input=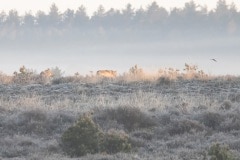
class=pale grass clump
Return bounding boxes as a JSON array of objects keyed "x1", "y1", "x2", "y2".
[
  {"x1": 118, "y1": 65, "x2": 158, "y2": 82},
  {"x1": 183, "y1": 63, "x2": 209, "y2": 80},
  {"x1": 12, "y1": 66, "x2": 55, "y2": 85},
  {"x1": 0, "y1": 64, "x2": 219, "y2": 85},
  {"x1": 0, "y1": 66, "x2": 65, "y2": 85},
  {"x1": 0, "y1": 72, "x2": 12, "y2": 84},
  {"x1": 158, "y1": 67, "x2": 180, "y2": 80},
  {"x1": 157, "y1": 63, "x2": 209, "y2": 81},
  {"x1": 12, "y1": 66, "x2": 37, "y2": 84}
]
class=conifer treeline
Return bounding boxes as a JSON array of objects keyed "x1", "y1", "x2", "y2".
[{"x1": 0, "y1": 0, "x2": 239, "y2": 43}]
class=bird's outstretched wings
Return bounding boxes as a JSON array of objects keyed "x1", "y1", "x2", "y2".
[{"x1": 210, "y1": 59, "x2": 217, "y2": 62}]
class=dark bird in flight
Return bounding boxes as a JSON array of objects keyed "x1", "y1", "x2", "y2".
[{"x1": 210, "y1": 59, "x2": 217, "y2": 62}]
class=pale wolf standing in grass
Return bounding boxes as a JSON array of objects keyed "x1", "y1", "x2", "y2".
[
  {"x1": 96, "y1": 70, "x2": 117, "y2": 78},
  {"x1": 40, "y1": 68, "x2": 53, "y2": 78}
]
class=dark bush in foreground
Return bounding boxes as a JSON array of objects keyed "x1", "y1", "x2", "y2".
[
  {"x1": 61, "y1": 115, "x2": 132, "y2": 157},
  {"x1": 208, "y1": 143, "x2": 235, "y2": 160},
  {"x1": 61, "y1": 115, "x2": 103, "y2": 157},
  {"x1": 94, "y1": 106, "x2": 156, "y2": 132}
]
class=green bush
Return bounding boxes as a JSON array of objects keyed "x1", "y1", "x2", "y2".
[
  {"x1": 102, "y1": 129, "x2": 132, "y2": 154},
  {"x1": 61, "y1": 115, "x2": 132, "y2": 157},
  {"x1": 208, "y1": 143, "x2": 235, "y2": 160},
  {"x1": 61, "y1": 115, "x2": 104, "y2": 157}
]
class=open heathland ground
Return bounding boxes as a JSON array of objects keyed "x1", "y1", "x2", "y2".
[{"x1": 0, "y1": 69, "x2": 240, "y2": 159}]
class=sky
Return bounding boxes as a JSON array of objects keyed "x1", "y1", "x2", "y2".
[
  {"x1": 0, "y1": 0, "x2": 239, "y2": 76},
  {"x1": 1, "y1": 42, "x2": 240, "y2": 76},
  {"x1": 0, "y1": 0, "x2": 239, "y2": 16}
]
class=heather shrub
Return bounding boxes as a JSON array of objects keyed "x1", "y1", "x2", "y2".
[
  {"x1": 0, "y1": 135, "x2": 37, "y2": 158},
  {"x1": 229, "y1": 140, "x2": 240, "y2": 151},
  {"x1": 61, "y1": 115, "x2": 103, "y2": 157},
  {"x1": 50, "y1": 67, "x2": 64, "y2": 79},
  {"x1": 129, "y1": 65, "x2": 143, "y2": 76},
  {"x1": 2, "y1": 109, "x2": 75, "y2": 137},
  {"x1": 51, "y1": 76, "x2": 81, "y2": 84},
  {"x1": 228, "y1": 93, "x2": 240, "y2": 103},
  {"x1": 61, "y1": 115, "x2": 133, "y2": 157},
  {"x1": 219, "y1": 113, "x2": 240, "y2": 132},
  {"x1": 12, "y1": 110, "x2": 49, "y2": 135},
  {"x1": 220, "y1": 100, "x2": 232, "y2": 110},
  {"x1": 208, "y1": 143, "x2": 235, "y2": 160},
  {"x1": 131, "y1": 130, "x2": 154, "y2": 141},
  {"x1": 158, "y1": 114, "x2": 172, "y2": 125},
  {"x1": 94, "y1": 106, "x2": 156, "y2": 132},
  {"x1": 167, "y1": 119, "x2": 205, "y2": 135},
  {"x1": 12, "y1": 66, "x2": 37, "y2": 84},
  {"x1": 196, "y1": 112, "x2": 224, "y2": 129},
  {"x1": 121, "y1": 65, "x2": 148, "y2": 82},
  {"x1": 102, "y1": 129, "x2": 132, "y2": 154},
  {"x1": 156, "y1": 76, "x2": 172, "y2": 86}
]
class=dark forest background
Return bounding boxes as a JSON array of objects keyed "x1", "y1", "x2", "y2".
[{"x1": 0, "y1": 0, "x2": 239, "y2": 46}]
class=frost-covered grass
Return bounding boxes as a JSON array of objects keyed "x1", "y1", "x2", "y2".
[{"x1": 1, "y1": 72, "x2": 240, "y2": 159}]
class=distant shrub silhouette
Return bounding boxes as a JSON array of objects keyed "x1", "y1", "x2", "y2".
[
  {"x1": 129, "y1": 65, "x2": 143, "y2": 76},
  {"x1": 183, "y1": 63, "x2": 208, "y2": 79},
  {"x1": 13, "y1": 66, "x2": 36, "y2": 84},
  {"x1": 51, "y1": 67, "x2": 64, "y2": 79}
]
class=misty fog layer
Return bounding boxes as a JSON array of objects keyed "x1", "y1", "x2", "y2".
[{"x1": 0, "y1": 0, "x2": 239, "y2": 75}]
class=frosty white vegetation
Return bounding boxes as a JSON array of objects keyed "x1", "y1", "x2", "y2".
[{"x1": 0, "y1": 64, "x2": 240, "y2": 159}]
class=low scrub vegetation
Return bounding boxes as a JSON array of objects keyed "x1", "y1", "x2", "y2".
[
  {"x1": 61, "y1": 115, "x2": 104, "y2": 157},
  {"x1": 61, "y1": 115, "x2": 132, "y2": 157},
  {"x1": 196, "y1": 112, "x2": 224, "y2": 129},
  {"x1": 94, "y1": 106, "x2": 156, "y2": 132},
  {"x1": 207, "y1": 143, "x2": 235, "y2": 160},
  {"x1": 102, "y1": 129, "x2": 132, "y2": 154},
  {"x1": 0, "y1": 64, "x2": 222, "y2": 85},
  {"x1": 0, "y1": 69, "x2": 240, "y2": 159}
]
